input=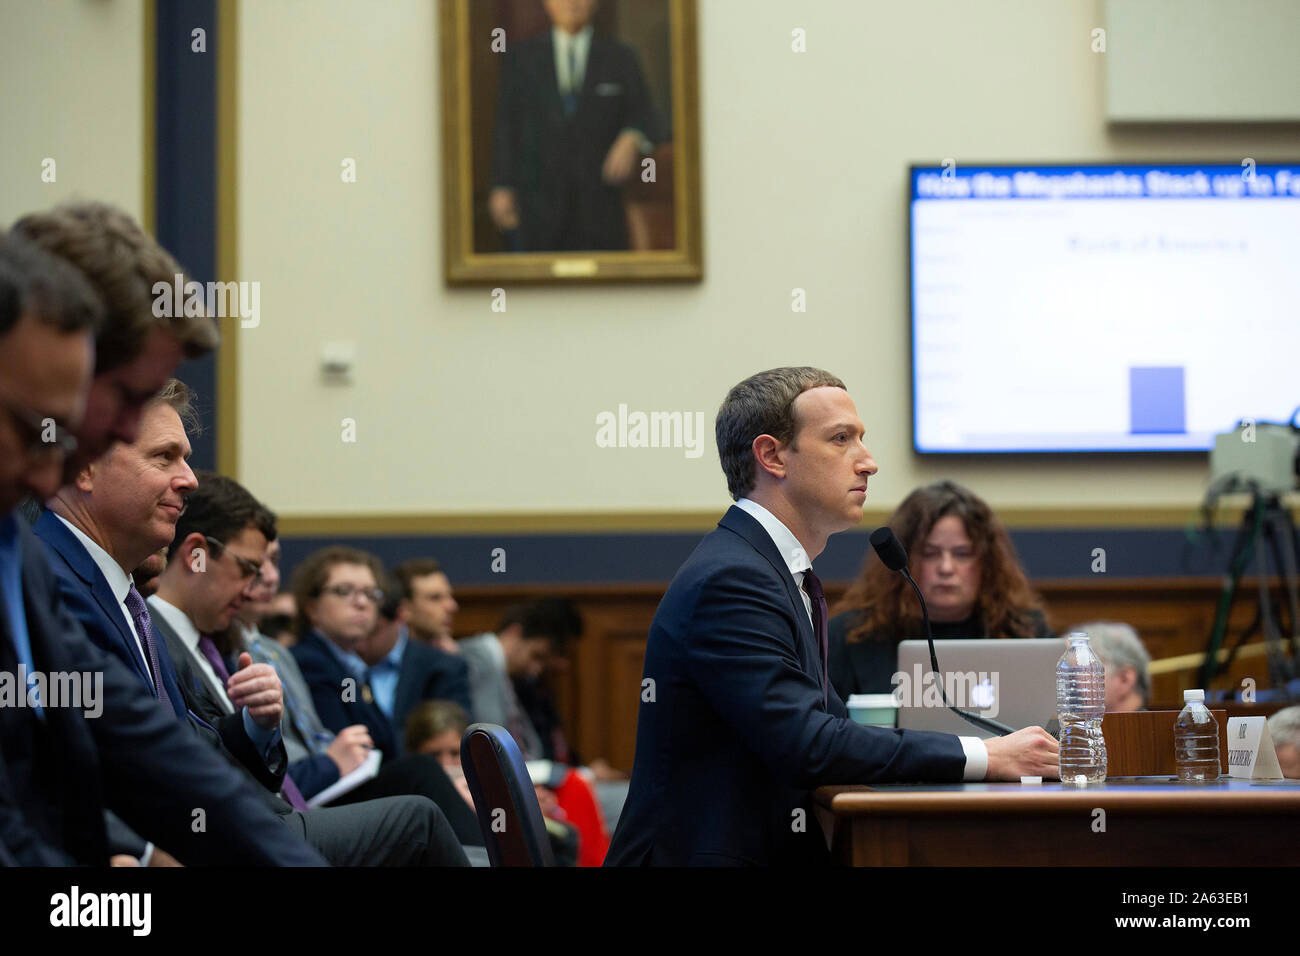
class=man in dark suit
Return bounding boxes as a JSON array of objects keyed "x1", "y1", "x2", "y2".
[
  {"x1": 489, "y1": 0, "x2": 662, "y2": 251},
  {"x1": 605, "y1": 368, "x2": 1060, "y2": 866},
  {"x1": 357, "y1": 575, "x2": 472, "y2": 729},
  {"x1": 286, "y1": 546, "x2": 485, "y2": 845},
  {"x1": 0, "y1": 229, "x2": 324, "y2": 865}
]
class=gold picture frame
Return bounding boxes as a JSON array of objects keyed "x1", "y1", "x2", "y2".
[{"x1": 440, "y1": 0, "x2": 701, "y2": 284}]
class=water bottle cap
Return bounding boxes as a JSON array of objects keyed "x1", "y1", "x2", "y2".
[
  {"x1": 1184, "y1": 689, "x2": 1204, "y2": 702},
  {"x1": 1067, "y1": 631, "x2": 1091, "y2": 642}
]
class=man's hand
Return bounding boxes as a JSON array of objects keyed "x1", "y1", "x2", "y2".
[
  {"x1": 602, "y1": 130, "x2": 643, "y2": 185},
  {"x1": 109, "y1": 855, "x2": 139, "y2": 867},
  {"x1": 983, "y1": 726, "x2": 1060, "y2": 781},
  {"x1": 227, "y1": 652, "x2": 283, "y2": 730},
  {"x1": 488, "y1": 187, "x2": 519, "y2": 231},
  {"x1": 149, "y1": 848, "x2": 183, "y2": 867},
  {"x1": 325, "y1": 725, "x2": 374, "y2": 776}
]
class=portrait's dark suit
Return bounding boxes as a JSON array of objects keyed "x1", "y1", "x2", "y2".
[
  {"x1": 33, "y1": 510, "x2": 285, "y2": 794},
  {"x1": 0, "y1": 519, "x2": 325, "y2": 865},
  {"x1": 291, "y1": 631, "x2": 400, "y2": 756},
  {"x1": 392, "y1": 638, "x2": 473, "y2": 732},
  {"x1": 492, "y1": 29, "x2": 661, "y2": 251},
  {"x1": 604, "y1": 506, "x2": 969, "y2": 867}
]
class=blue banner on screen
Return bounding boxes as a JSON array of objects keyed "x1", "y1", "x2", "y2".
[{"x1": 909, "y1": 162, "x2": 1300, "y2": 453}]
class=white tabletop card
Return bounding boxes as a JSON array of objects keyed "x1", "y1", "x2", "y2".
[{"x1": 1226, "y1": 716, "x2": 1284, "y2": 780}]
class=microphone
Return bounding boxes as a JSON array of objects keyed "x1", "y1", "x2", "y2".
[{"x1": 870, "y1": 527, "x2": 1015, "y2": 737}]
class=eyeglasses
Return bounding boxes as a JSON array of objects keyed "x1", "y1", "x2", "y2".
[
  {"x1": 203, "y1": 535, "x2": 264, "y2": 584},
  {"x1": 0, "y1": 396, "x2": 78, "y2": 457},
  {"x1": 319, "y1": 584, "x2": 384, "y2": 604}
]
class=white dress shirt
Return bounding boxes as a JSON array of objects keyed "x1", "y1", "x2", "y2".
[
  {"x1": 552, "y1": 25, "x2": 593, "y2": 95},
  {"x1": 734, "y1": 497, "x2": 988, "y2": 781},
  {"x1": 147, "y1": 594, "x2": 233, "y2": 713},
  {"x1": 54, "y1": 514, "x2": 154, "y2": 690}
]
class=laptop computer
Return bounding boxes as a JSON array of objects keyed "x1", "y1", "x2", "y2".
[{"x1": 894, "y1": 638, "x2": 1068, "y2": 738}]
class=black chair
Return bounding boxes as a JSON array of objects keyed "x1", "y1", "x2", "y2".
[{"x1": 460, "y1": 723, "x2": 555, "y2": 867}]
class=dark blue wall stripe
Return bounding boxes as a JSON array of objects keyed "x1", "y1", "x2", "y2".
[
  {"x1": 154, "y1": 0, "x2": 218, "y2": 472},
  {"x1": 276, "y1": 525, "x2": 1257, "y2": 589}
]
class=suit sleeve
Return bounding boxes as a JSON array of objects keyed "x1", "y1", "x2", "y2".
[
  {"x1": 491, "y1": 47, "x2": 521, "y2": 189},
  {"x1": 287, "y1": 754, "x2": 340, "y2": 801},
  {"x1": 618, "y1": 44, "x2": 662, "y2": 145},
  {"x1": 430, "y1": 652, "x2": 473, "y2": 715},
  {"x1": 171, "y1": 646, "x2": 288, "y2": 794},
  {"x1": 23, "y1": 566, "x2": 325, "y2": 864},
  {"x1": 0, "y1": 751, "x2": 77, "y2": 866},
  {"x1": 682, "y1": 565, "x2": 967, "y2": 788}
]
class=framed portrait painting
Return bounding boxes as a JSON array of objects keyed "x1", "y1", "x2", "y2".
[{"x1": 440, "y1": 0, "x2": 702, "y2": 283}]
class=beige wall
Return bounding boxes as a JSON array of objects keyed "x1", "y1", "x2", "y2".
[
  {"x1": 223, "y1": 0, "x2": 1298, "y2": 521},
  {"x1": 0, "y1": 0, "x2": 145, "y2": 227}
]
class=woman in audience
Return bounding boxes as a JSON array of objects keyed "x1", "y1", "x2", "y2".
[{"x1": 829, "y1": 480, "x2": 1052, "y2": 698}]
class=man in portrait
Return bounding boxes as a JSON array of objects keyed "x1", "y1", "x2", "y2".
[{"x1": 488, "y1": 0, "x2": 664, "y2": 252}]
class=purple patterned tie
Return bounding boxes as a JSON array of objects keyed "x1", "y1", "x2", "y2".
[
  {"x1": 201, "y1": 635, "x2": 310, "y2": 811},
  {"x1": 122, "y1": 585, "x2": 172, "y2": 712},
  {"x1": 802, "y1": 567, "x2": 829, "y2": 709}
]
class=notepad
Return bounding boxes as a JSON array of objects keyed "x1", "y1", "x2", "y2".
[{"x1": 307, "y1": 749, "x2": 382, "y2": 807}]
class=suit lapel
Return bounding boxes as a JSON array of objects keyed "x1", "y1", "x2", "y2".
[
  {"x1": 33, "y1": 511, "x2": 154, "y2": 690},
  {"x1": 717, "y1": 507, "x2": 821, "y2": 675}
]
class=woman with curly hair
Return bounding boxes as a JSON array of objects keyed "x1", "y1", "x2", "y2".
[{"x1": 828, "y1": 480, "x2": 1053, "y2": 699}]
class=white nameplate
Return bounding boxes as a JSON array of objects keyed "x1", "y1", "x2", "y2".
[{"x1": 1226, "y1": 716, "x2": 1284, "y2": 780}]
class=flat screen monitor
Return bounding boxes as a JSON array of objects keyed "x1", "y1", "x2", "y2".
[{"x1": 909, "y1": 162, "x2": 1300, "y2": 453}]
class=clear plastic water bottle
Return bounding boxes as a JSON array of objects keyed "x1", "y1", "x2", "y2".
[
  {"x1": 1056, "y1": 632, "x2": 1107, "y2": 785},
  {"x1": 1174, "y1": 689, "x2": 1221, "y2": 783}
]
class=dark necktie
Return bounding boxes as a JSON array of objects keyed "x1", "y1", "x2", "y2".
[
  {"x1": 563, "y1": 42, "x2": 579, "y2": 117},
  {"x1": 802, "y1": 567, "x2": 829, "y2": 708},
  {"x1": 123, "y1": 585, "x2": 172, "y2": 712},
  {"x1": 200, "y1": 635, "x2": 310, "y2": 811}
]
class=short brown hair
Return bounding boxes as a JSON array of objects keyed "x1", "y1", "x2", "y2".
[
  {"x1": 290, "y1": 546, "x2": 385, "y2": 637},
  {"x1": 0, "y1": 230, "x2": 104, "y2": 336},
  {"x1": 715, "y1": 367, "x2": 846, "y2": 500},
  {"x1": 12, "y1": 202, "x2": 219, "y2": 372},
  {"x1": 393, "y1": 557, "x2": 444, "y2": 598},
  {"x1": 151, "y1": 378, "x2": 200, "y2": 435},
  {"x1": 403, "y1": 699, "x2": 470, "y2": 754}
]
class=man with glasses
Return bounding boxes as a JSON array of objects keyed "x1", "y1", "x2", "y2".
[
  {"x1": 34, "y1": 379, "x2": 468, "y2": 864},
  {"x1": 290, "y1": 548, "x2": 405, "y2": 758},
  {"x1": 0, "y1": 230, "x2": 323, "y2": 865},
  {"x1": 35, "y1": 382, "x2": 291, "y2": 797}
]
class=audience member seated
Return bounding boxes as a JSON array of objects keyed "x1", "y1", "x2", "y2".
[
  {"x1": 0, "y1": 225, "x2": 321, "y2": 866},
  {"x1": 36, "y1": 389, "x2": 468, "y2": 865},
  {"x1": 266, "y1": 591, "x2": 298, "y2": 647},
  {"x1": 353, "y1": 572, "x2": 473, "y2": 722},
  {"x1": 287, "y1": 545, "x2": 490, "y2": 842},
  {"x1": 829, "y1": 480, "x2": 1053, "y2": 698},
  {"x1": 404, "y1": 698, "x2": 584, "y2": 865},
  {"x1": 393, "y1": 557, "x2": 460, "y2": 655},
  {"x1": 1074, "y1": 620, "x2": 1151, "y2": 713},
  {"x1": 211, "y1": 540, "x2": 485, "y2": 844},
  {"x1": 1267, "y1": 706, "x2": 1300, "y2": 779}
]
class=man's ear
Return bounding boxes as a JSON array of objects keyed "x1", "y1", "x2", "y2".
[
  {"x1": 178, "y1": 532, "x2": 209, "y2": 575},
  {"x1": 74, "y1": 461, "x2": 96, "y2": 494},
  {"x1": 751, "y1": 433, "x2": 787, "y2": 482}
]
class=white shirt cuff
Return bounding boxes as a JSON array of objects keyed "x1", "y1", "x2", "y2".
[
  {"x1": 139, "y1": 842, "x2": 155, "y2": 867},
  {"x1": 959, "y1": 736, "x2": 988, "y2": 781}
]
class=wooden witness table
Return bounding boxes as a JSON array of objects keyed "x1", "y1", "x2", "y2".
[{"x1": 814, "y1": 777, "x2": 1300, "y2": 866}]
